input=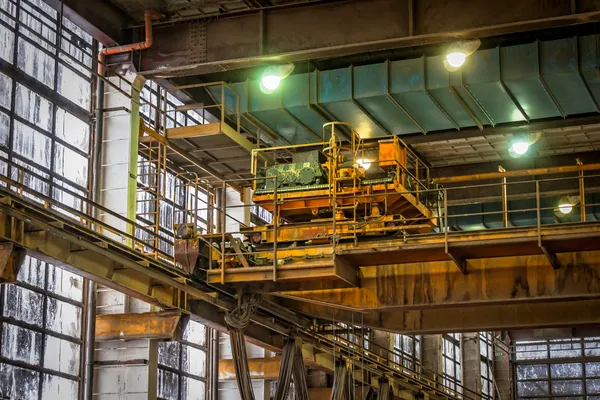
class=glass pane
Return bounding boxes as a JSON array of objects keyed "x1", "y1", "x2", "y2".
[
  {"x1": 158, "y1": 341, "x2": 180, "y2": 369},
  {"x1": 182, "y1": 345, "x2": 206, "y2": 378},
  {"x1": 517, "y1": 380, "x2": 549, "y2": 396},
  {"x1": 57, "y1": 63, "x2": 90, "y2": 110},
  {"x1": 182, "y1": 377, "x2": 205, "y2": 400},
  {"x1": 157, "y1": 368, "x2": 179, "y2": 400},
  {"x1": 549, "y1": 340, "x2": 581, "y2": 358},
  {"x1": 587, "y1": 362, "x2": 600, "y2": 378},
  {"x1": 183, "y1": 320, "x2": 207, "y2": 347},
  {"x1": 550, "y1": 363, "x2": 582, "y2": 378},
  {"x1": 517, "y1": 364, "x2": 548, "y2": 380},
  {"x1": 54, "y1": 142, "x2": 88, "y2": 187},
  {"x1": 0, "y1": 25, "x2": 15, "y2": 63},
  {"x1": 52, "y1": 179, "x2": 85, "y2": 220},
  {"x1": 516, "y1": 343, "x2": 547, "y2": 360},
  {"x1": 0, "y1": 71, "x2": 11, "y2": 109},
  {"x1": 41, "y1": 374, "x2": 78, "y2": 399},
  {"x1": 12, "y1": 121, "x2": 51, "y2": 169},
  {"x1": 0, "y1": 111, "x2": 8, "y2": 149},
  {"x1": 17, "y1": 38, "x2": 55, "y2": 88},
  {"x1": 586, "y1": 340, "x2": 600, "y2": 357},
  {"x1": 3, "y1": 284, "x2": 44, "y2": 326},
  {"x1": 551, "y1": 380, "x2": 583, "y2": 395},
  {"x1": 1, "y1": 323, "x2": 42, "y2": 366},
  {"x1": 480, "y1": 337, "x2": 487, "y2": 358},
  {"x1": 55, "y1": 108, "x2": 89, "y2": 152},
  {"x1": 47, "y1": 264, "x2": 83, "y2": 301},
  {"x1": 45, "y1": 297, "x2": 82, "y2": 338},
  {"x1": 0, "y1": 363, "x2": 40, "y2": 400},
  {"x1": 588, "y1": 379, "x2": 600, "y2": 395},
  {"x1": 444, "y1": 358, "x2": 454, "y2": 377},
  {"x1": 44, "y1": 335, "x2": 80, "y2": 376},
  {"x1": 16, "y1": 255, "x2": 46, "y2": 288},
  {"x1": 15, "y1": 82, "x2": 53, "y2": 132}
]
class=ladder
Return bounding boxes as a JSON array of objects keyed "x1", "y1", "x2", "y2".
[{"x1": 137, "y1": 135, "x2": 167, "y2": 259}]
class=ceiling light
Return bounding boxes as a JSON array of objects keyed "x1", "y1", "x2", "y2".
[
  {"x1": 261, "y1": 74, "x2": 281, "y2": 91},
  {"x1": 259, "y1": 64, "x2": 295, "y2": 94},
  {"x1": 558, "y1": 197, "x2": 573, "y2": 215},
  {"x1": 446, "y1": 52, "x2": 467, "y2": 68},
  {"x1": 511, "y1": 140, "x2": 529, "y2": 156},
  {"x1": 443, "y1": 39, "x2": 481, "y2": 72}
]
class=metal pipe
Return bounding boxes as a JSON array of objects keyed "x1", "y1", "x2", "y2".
[
  {"x1": 433, "y1": 163, "x2": 600, "y2": 184},
  {"x1": 98, "y1": 10, "x2": 163, "y2": 76}
]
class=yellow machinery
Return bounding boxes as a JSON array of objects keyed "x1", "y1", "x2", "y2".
[
  {"x1": 245, "y1": 122, "x2": 439, "y2": 245},
  {"x1": 173, "y1": 122, "x2": 439, "y2": 273}
]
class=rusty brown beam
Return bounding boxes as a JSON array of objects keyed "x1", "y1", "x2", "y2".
[
  {"x1": 278, "y1": 250, "x2": 600, "y2": 312},
  {"x1": 95, "y1": 311, "x2": 182, "y2": 341},
  {"x1": 139, "y1": 0, "x2": 600, "y2": 77},
  {"x1": 280, "y1": 297, "x2": 600, "y2": 335},
  {"x1": 219, "y1": 357, "x2": 281, "y2": 381},
  {"x1": 433, "y1": 163, "x2": 600, "y2": 184}
]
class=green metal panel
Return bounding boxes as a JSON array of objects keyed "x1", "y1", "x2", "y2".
[{"x1": 210, "y1": 34, "x2": 600, "y2": 144}]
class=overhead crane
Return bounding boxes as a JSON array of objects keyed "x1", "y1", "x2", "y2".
[
  {"x1": 166, "y1": 120, "x2": 600, "y2": 291},
  {"x1": 0, "y1": 154, "x2": 484, "y2": 400},
  {"x1": 1, "y1": 110, "x2": 599, "y2": 399}
]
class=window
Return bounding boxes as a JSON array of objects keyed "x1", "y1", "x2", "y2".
[
  {"x1": 442, "y1": 333, "x2": 463, "y2": 397},
  {"x1": 479, "y1": 332, "x2": 494, "y2": 399},
  {"x1": 393, "y1": 334, "x2": 421, "y2": 373},
  {"x1": 514, "y1": 338, "x2": 600, "y2": 400},
  {"x1": 0, "y1": 257, "x2": 85, "y2": 400},
  {"x1": 0, "y1": 1, "x2": 93, "y2": 398},
  {"x1": 158, "y1": 320, "x2": 208, "y2": 400}
]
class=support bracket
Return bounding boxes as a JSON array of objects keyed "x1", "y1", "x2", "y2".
[
  {"x1": 540, "y1": 244, "x2": 560, "y2": 270},
  {"x1": 447, "y1": 250, "x2": 468, "y2": 275},
  {"x1": 0, "y1": 242, "x2": 26, "y2": 283}
]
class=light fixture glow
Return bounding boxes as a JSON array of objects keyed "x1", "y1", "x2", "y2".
[
  {"x1": 511, "y1": 141, "x2": 530, "y2": 155},
  {"x1": 558, "y1": 202, "x2": 573, "y2": 215},
  {"x1": 356, "y1": 159, "x2": 371, "y2": 170},
  {"x1": 446, "y1": 51, "x2": 467, "y2": 68},
  {"x1": 261, "y1": 74, "x2": 281, "y2": 91},
  {"x1": 259, "y1": 64, "x2": 295, "y2": 94}
]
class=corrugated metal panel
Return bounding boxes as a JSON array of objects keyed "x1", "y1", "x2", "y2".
[{"x1": 209, "y1": 34, "x2": 600, "y2": 147}]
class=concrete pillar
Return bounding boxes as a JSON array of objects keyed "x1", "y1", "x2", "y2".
[
  {"x1": 93, "y1": 73, "x2": 159, "y2": 399},
  {"x1": 494, "y1": 342, "x2": 512, "y2": 400},
  {"x1": 421, "y1": 335, "x2": 442, "y2": 385},
  {"x1": 462, "y1": 333, "x2": 480, "y2": 399}
]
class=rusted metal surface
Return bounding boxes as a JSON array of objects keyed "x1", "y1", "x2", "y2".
[
  {"x1": 95, "y1": 311, "x2": 182, "y2": 341},
  {"x1": 206, "y1": 256, "x2": 359, "y2": 290},
  {"x1": 281, "y1": 249, "x2": 600, "y2": 311},
  {"x1": 0, "y1": 242, "x2": 25, "y2": 283},
  {"x1": 218, "y1": 357, "x2": 282, "y2": 381},
  {"x1": 280, "y1": 297, "x2": 600, "y2": 335},
  {"x1": 138, "y1": 0, "x2": 600, "y2": 77}
]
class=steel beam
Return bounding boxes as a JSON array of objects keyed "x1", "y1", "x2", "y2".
[
  {"x1": 95, "y1": 311, "x2": 182, "y2": 341},
  {"x1": 279, "y1": 250, "x2": 600, "y2": 312},
  {"x1": 138, "y1": 0, "x2": 600, "y2": 77},
  {"x1": 43, "y1": 0, "x2": 132, "y2": 45},
  {"x1": 219, "y1": 357, "x2": 282, "y2": 381},
  {"x1": 280, "y1": 298, "x2": 600, "y2": 335}
]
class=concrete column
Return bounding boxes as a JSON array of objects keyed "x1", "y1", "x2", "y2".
[
  {"x1": 493, "y1": 342, "x2": 512, "y2": 400},
  {"x1": 462, "y1": 333, "x2": 480, "y2": 399},
  {"x1": 422, "y1": 335, "x2": 442, "y2": 385},
  {"x1": 93, "y1": 72, "x2": 159, "y2": 399}
]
